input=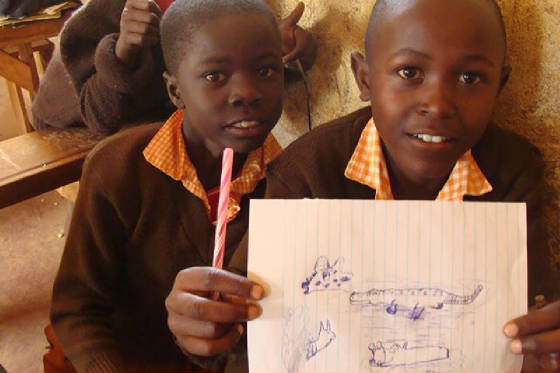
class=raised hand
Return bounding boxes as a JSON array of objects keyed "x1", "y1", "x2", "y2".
[
  {"x1": 279, "y1": 2, "x2": 316, "y2": 71},
  {"x1": 115, "y1": 0, "x2": 162, "y2": 68}
]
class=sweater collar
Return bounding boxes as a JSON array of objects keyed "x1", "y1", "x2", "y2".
[
  {"x1": 344, "y1": 117, "x2": 492, "y2": 201},
  {"x1": 143, "y1": 109, "x2": 282, "y2": 222}
]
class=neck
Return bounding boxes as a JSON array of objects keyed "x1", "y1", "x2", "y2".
[
  {"x1": 183, "y1": 135, "x2": 247, "y2": 191},
  {"x1": 384, "y1": 150, "x2": 448, "y2": 201}
]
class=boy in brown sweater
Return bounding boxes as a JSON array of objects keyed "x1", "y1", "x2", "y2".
[
  {"x1": 31, "y1": 0, "x2": 315, "y2": 134},
  {"x1": 50, "y1": 0, "x2": 280, "y2": 371},
  {"x1": 263, "y1": 0, "x2": 560, "y2": 370}
]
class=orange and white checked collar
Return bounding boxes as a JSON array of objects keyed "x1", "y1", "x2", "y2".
[
  {"x1": 344, "y1": 118, "x2": 492, "y2": 201},
  {"x1": 143, "y1": 109, "x2": 282, "y2": 222}
]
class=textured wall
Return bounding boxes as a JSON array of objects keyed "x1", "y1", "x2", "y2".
[{"x1": 268, "y1": 0, "x2": 559, "y2": 267}]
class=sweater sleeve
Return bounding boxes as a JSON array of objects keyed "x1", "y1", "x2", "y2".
[
  {"x1": 50, "y1": 153, "x2": 131, "y2": 372},
  {"x1": 77, "y1": 33, "x2": 166, "y2": 134}
]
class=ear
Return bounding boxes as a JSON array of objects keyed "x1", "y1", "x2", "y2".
[
  {"x1": 163, "y1": 71, "x2": 185, "y2": 108},
  {"x1": 497, "y1": 65, "x2": 511, "y2": 95},
  {"x1": 351, "y1": 51, "x2": 372, "y2": 102}
]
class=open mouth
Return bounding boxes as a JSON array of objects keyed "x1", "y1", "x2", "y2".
[
  {"x1": 225, "y1": 120, "x2": 267, "y2": 138},
  {"x1": 230, "y1": 120, "x2": 261, "y2": 129},
  {"x1": 408, "y1": 133, "x2": 454, "y2": 144}
]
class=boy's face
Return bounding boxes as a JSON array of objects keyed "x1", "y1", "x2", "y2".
[
  {"x1": 164, "y1": 13, "x2": 283, "y2": 156},
  {"x1": 352, "y1": 0, "x2": 509, "y2": 185}
]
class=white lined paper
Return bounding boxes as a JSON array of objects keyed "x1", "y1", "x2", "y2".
[{"x1": 248, "y1": 200, "x2": 527, "y2": 372}]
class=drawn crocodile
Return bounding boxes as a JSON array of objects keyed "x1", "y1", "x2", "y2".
[{"x1": 350, "y1": 284, "x2": 483, "y2": 318}]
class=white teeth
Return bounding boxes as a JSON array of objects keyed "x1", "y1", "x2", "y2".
[
  {"x1": 421, "y1": 134, "x2": 433, "y2": 142},
  {"x1": 232, "y1": 120, "x2": 259, "y2": 129},
  {"x1": 413, "y1": 134, "x2": 448, "y2": 143}
]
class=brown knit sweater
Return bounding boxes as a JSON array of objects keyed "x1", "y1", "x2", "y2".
[
  {"x1": 31, "y1": 0, "x2": 171, "y2": 134},
  {"x1": 262, "y1": 106, "x2": 558, "y2": 304},
  {"x1": 51, "y1": 123, "x2": 258, "y2": 372}
]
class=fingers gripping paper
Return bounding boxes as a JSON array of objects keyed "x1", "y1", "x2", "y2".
[{"x1": 247, "y1": 200, "x2": 527, "y2": 372}]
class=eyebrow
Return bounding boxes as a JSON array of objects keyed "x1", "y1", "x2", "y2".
[
  {"x1": 389, "y1": 48, "x2": 432, "y2": 60},
  {"x1": 199, "y1": 51, "x2": 280, "y2": 65},
  {"x1": 200, "y1": 56, "x2": 232, "y2": 65},
  {"x1": 254, "y1": 51, "x2": 282, "y2": 60},
  {"x1": 460, "y1": 55, "x2": 495, "y2": 67},
  {"x1": 388, "y1": 49, "x2": 496, "y2": 67}
]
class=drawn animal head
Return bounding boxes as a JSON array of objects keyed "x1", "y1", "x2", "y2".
[
  {"x1": 321, "y1": 320, "x2": 332, "y2": 332},
  {"x1": 368, "y1": 341, "x2": 387, "y2": 366},
  {"x1": 315, "y1": 320, "x2": 336, "y2": 348},
  {"x1": 369, "y1": 341, "x2": 408, "y2": 367},
  {"x1": 302, "y1": 256, "x2": 353, "y2": 294}
]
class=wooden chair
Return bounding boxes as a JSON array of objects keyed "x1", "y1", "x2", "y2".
[{"x1": 0, "y1": 11, "x2": 72, "y2": 133}]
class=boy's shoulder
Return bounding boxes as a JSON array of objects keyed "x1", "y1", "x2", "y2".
[
  {"x1": 84, "y1": 122, "x2": 163, "y2": 178},
  {"x1": 474, "y1": 124, "x2": 544, "y2": 195},
  {"x1": 270, "y1": 106, "x2": 372, "y2": 175}
]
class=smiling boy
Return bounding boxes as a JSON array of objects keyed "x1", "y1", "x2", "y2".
[
  {"x1": 263, "y1": 0, "x2": 559, "y2": 369},
  {"x1": 50, "y1": 0, "x2": 283, "y2": 371}
]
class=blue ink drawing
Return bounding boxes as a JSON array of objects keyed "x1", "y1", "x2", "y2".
[
  {"x1": 368, "y1": 340, "x2": 450, "y2": 368},
  {"x1": 305, "y1": 320, "x2": 336, "y2": 360},
  {"x1": 301, "y1": 256, "x2": 353, "y2": 295},
  {"x1": 350, "y1": 285, "x2": 483, "y2": 320}
]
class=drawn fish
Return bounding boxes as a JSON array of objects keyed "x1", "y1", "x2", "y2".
[{"x1": 349, "y1": 284, "x2": 483, "y2": 318}]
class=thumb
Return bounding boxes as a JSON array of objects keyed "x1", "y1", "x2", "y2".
[{"x1": 283, "y1": 2, "x2": 304, "y2": 27}]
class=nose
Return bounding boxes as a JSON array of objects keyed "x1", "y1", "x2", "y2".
[
  {"x1": 228, "y1": 74, "x2": 263, "y2": 107},
  {"x1": 417, "y1": 79, "x2": 457, "y2": 119}
]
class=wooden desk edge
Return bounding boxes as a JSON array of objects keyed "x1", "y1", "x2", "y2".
[{"x1": 0, "y1": 149, "x2": 88, "y2": 209}]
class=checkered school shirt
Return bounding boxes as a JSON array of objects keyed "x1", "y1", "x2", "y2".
[
  {"x1": 143, "y1": 109, "x2": 282, "y2": 222},
  {"x1": 344, "y1": 118, "x2": 492, "y2": 201}
]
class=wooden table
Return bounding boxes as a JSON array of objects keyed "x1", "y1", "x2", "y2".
[
  {"x1": 0, "y1": 127, "x2": 103, "y2": 209},
  {"x1": 0, "y1": 10, "x2": 73, "y2": 133}
]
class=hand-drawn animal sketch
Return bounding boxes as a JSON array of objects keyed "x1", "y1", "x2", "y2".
[
  {"x1": 306, "y1": 320, "x2": 336, "y2": 360},
  {"x1": 368, "y1": 340, "x2": 450, "y2": 368},
  {"x1": 350, "y1": 285, "x2": 483, "y2": 319},
  {"x1": 301, "y1": 256, "x2": 353, "y2": 295}
]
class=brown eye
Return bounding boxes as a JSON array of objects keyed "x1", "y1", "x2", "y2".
[
  {"x1": 204, "y1": 72, "x2": 226, "y2": 83},
  {"x1": 458, "y1": 72, "x2": 481, "y2": 85},
  {"x1": 397, "y1": 67, "x2": 423, "y2": 80},
  {"x1": 257, "y1": 67, "x2": 274, "y2": 78}
]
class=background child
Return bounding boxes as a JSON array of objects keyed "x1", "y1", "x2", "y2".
[
  {"x1": 50, "y1": 0, "x2": 281, "y2": 370},
  {"x1": 262, "y1": 0, "x2": 560, "y2": 370},
  {"x1": 31, "y1": 0, "x2": 315, "y2": 134}
]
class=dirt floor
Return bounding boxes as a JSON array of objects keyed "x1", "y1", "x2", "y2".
[{"x1": 0, "y1": 191, "x2": 68, "y2": 372}]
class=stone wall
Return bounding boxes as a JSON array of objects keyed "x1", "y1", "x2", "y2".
[{"x1": 268, "y1": 0, "x2": 559, "y2": 268}]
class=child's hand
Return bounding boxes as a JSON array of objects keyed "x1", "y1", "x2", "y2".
[
  {"x1": 165, "y1": 267, "x2": 265, "y2": 357},
  {"x1": 115, "y1": 0, "x2": 162, "y2": 68},
  {"x1": 503, "y1": 300, "x2": 560, "y2": 372},
  {"x1": 279, "y1": 2, "x2": 316, "y2": 71}
]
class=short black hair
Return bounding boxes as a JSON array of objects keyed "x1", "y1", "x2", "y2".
[
  {"x1": 160, "y1": 0, "x2": 280, "y2": 74},
  {"x1": 365, "y1": 0, "x2": 507, "y2": 61}
]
